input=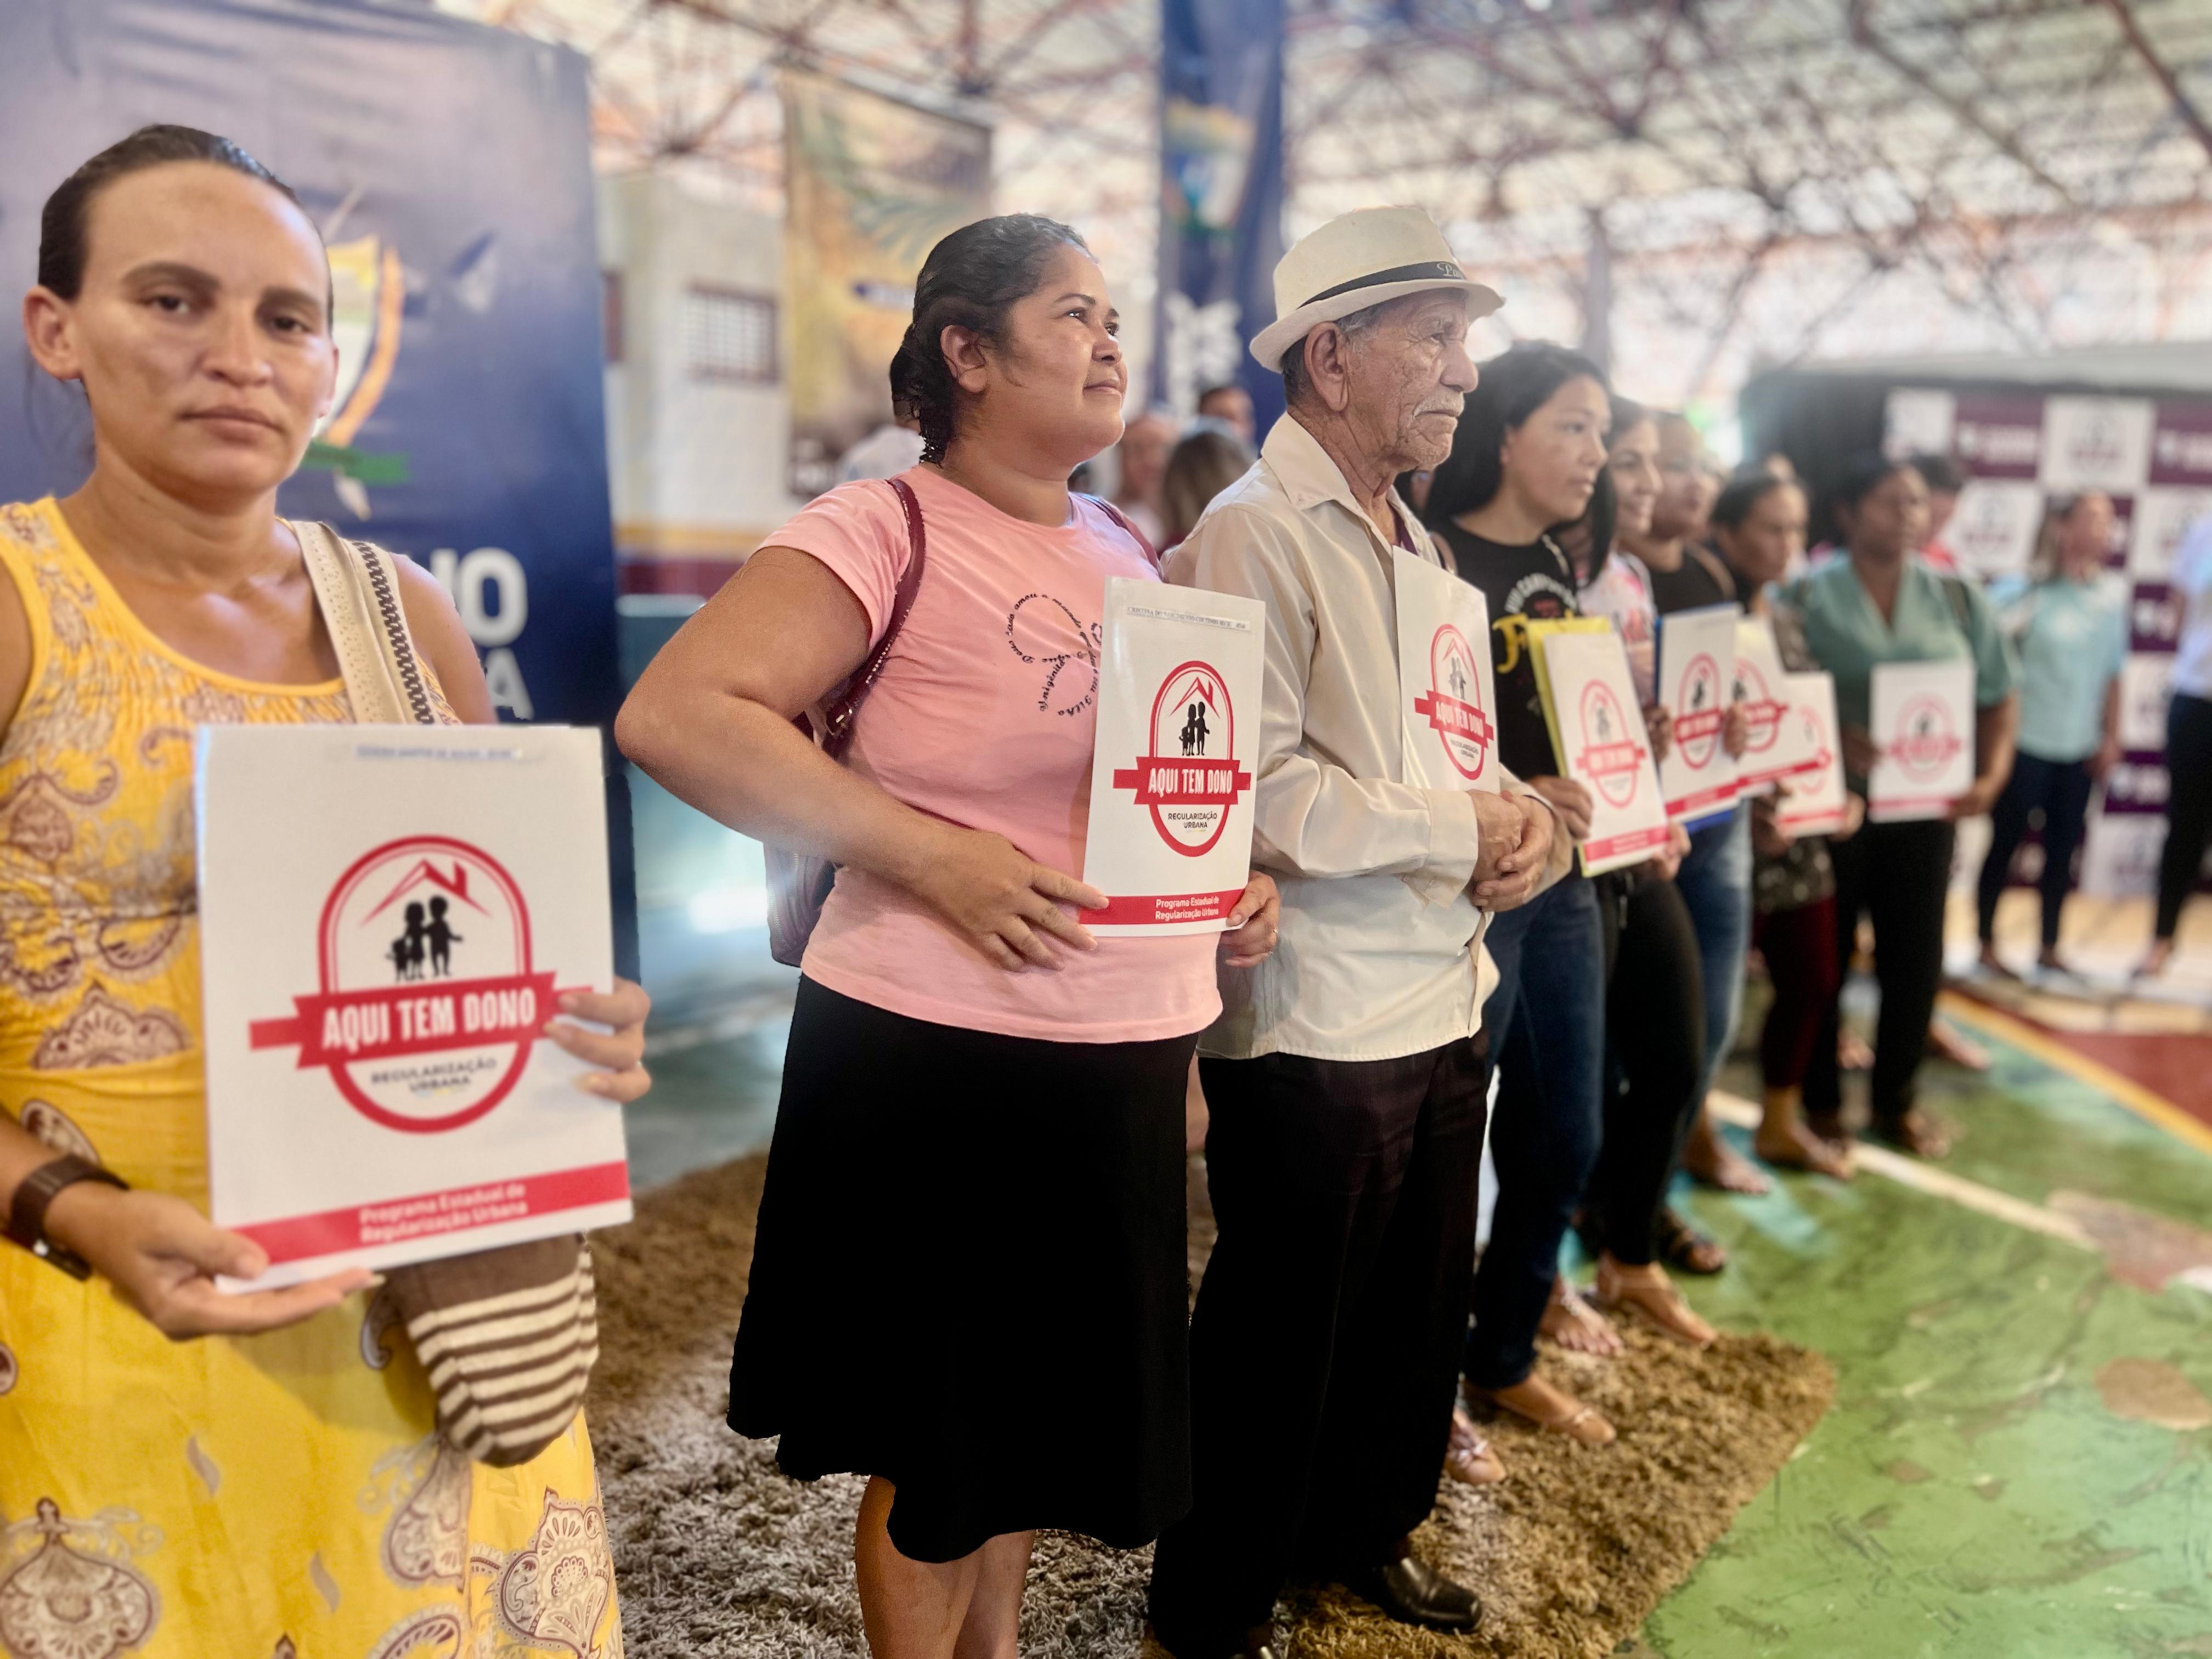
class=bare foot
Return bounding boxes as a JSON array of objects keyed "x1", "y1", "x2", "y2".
[
  {"x1": 1927, "y1": 1018, "x2": 1990, "y2": 1073},
  {"x1": 1754, "y1": 1120, "x2": 1854, "y2": 1180},
  {"x1": 2138, "y1": 938, "x2": 2176, "y2": 979},
  {"x1": 1838, "y1": 1029, "x2": 1874, "y2": 1071},
  {"x1": 1466, "y1": 1374, "x2": 1616, "y2": 1446},
  {"x1": 1594, "y1": 1256, "x2": 1718, "y2": 1348},
  {"x1": 1683, "y1": 1112, "x2": 1773, "y2": 1194},
  {"x1": 1539, "y1": 1277, "x2": 1623, "y2": 1357},
  {"x1": 1443, "y1": 1407, "x2": 1506, "y2": 1486},
  {"x1": 1978, "y1": 941, "x2": 2019, "y2": 980},
  {"x1": 1871, "y1": 1109, "x2": 1954, "y2": 1159}
]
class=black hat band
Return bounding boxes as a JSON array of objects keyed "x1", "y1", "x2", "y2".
[{"x1": 1302, "y1": 259, "x2": 1469, "y2": 307}]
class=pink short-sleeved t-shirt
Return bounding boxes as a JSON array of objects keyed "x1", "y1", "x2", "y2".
[{"x1": 770, "y1": 466, "x2": 1224, "y2": 1043}]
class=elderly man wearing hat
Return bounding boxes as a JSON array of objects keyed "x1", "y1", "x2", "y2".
[{"x1": 1147, "y1": 208, "x2": 1564, "y2": 1657}]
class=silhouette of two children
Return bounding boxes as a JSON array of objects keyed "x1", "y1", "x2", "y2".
[{"x1": 390, "y1": 895, "x2": 464, "y2": 983}]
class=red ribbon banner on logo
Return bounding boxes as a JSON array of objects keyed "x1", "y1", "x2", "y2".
[
  {"x1": 1110, "y1": 758, "x2": 1255, "y2": 806},
  {"x1": 250, "y1": 972, "x2": 561, "y2": 1068},
  {"x1": 1412, "y1": 690, "x2": 1494, "y2": 751}
]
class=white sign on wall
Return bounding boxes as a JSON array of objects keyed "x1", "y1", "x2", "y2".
[
  {"x1": 2039, "y1": 396, "x2": 2156, "y2": 494},
  {"x1": 1945, "y1": 478, "x2": 2046, "y2": 582}
]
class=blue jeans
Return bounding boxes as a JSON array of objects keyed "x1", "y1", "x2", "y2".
[
  {"x1": 1463, "y1": 874, "x2": 1607, "y2": 1390},
  {"x1": 1673, "y1": 803, "x2": 1753, "y2": 1096}
]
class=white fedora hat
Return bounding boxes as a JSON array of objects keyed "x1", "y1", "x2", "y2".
[{"x1": 1249, "y1": 205, "x2": 1502, "y2": 370}]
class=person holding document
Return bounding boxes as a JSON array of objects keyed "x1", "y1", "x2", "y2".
[
  {"x1": 1426, "y1": 343, "x2": 1702, "y2": 1432},
  {"x1": 1711, "y1": 473, "x2": 1861, "y2": 1181},
  {"x1": 618, "y1": 214, "x2": 1278, "y2": 1659},
  {"x1": 0, "y1": 127, "x2": 651, "y2": 1656},
  {"x1": 1783, "y1": 453, "x2": 2017, "y2": 1159},
  {"x1": 1147, "y1": 208, "x2": 1560, "y2": 1658}
]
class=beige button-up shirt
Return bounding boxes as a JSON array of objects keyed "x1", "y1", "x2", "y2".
[{"x1": 1169, "y1": 414, "x2": 1533, "y2": 1062}]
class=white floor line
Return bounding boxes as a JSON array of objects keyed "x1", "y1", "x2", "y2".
[{"x1": 1703, "y1": 1090, "x2": 2100, "y2": 1252}]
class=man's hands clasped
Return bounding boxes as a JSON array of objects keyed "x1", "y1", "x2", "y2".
[{"x1": 1470, "y1": 787, "x2": 1559, "y2": 912}]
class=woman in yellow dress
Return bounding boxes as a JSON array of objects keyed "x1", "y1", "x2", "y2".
[{"x1": 0, "y1": 127, "x2": 650, "y2": 1659}]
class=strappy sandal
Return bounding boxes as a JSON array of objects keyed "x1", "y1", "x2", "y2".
[
  {"x1": 1464, "y1": 1378, "x2": 1617, "y2": 1447},
  {"x1": 1592, "y1": 1260, "x2": 1717, "y2": 1350},
  {"x1": 1538, "y1": 1277, "x2": 1623, "y2": 1356},
  {"x1": 1656, "y1": 1206, "x2": 1728, "y2": 1276},
  {"x1": 1443, "y1": 1407, "x2": 1506, "y2": 1486}
]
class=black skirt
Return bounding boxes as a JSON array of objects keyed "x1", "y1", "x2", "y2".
[{"x1": 728, "y1": 976, "x2": 1199, "y2": 1563}]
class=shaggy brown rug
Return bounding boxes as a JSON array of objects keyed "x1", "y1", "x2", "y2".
[{"x1": 587, "y1": 1155, "x2": 1833, "y2": 1659}]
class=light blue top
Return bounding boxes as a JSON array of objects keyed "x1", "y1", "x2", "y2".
[
  {"x1": 2174, "y1": 514, "x2": 2212, "y2": 701},
  {"x1": 1988, "y1": 572, "x2": 2127, "y2": 762}
]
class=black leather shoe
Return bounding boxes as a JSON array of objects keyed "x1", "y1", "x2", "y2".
[{"x1": 1342, "y1": 1550, "x2": 1481, "y2": 1630}]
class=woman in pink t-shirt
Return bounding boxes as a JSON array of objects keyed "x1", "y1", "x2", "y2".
[{"x1": 619, "y1": 215, "x2": 1277, "y2": 1657}]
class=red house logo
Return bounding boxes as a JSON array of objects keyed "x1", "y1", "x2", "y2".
[
  {"x1": 1576, "y1": 680, "x2": 1648, "y2": 809},
  {"x1": 1109, "y1": 661, "x2": 1254, "y2": 857},
  {"x1": 1733, "y1": 658, "x2": 1787, "y2": 754},
  {"x1": 1891, "y1": 695, "x2": 1965, "y2": 780},
  {"x1": 1412, "y1": 623, "x2": 1495, "y2": 782},
  {"x1": 1673, "y1": 651, "x2": 1726, "y2": 767},
  {"x1": 247, "y1": 837, "x2": 557, "y2": 1134}
]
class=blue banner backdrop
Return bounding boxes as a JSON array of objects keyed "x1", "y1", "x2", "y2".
[
  {"x1": 1153, "y1": 0, "x2": 1287, "y2": 436},
  {"x1": 0, "y1": 0, "x2": 634, "y2": 968}
]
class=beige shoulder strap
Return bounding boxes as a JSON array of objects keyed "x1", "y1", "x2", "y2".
[{"x1": 291, "y1": 520, "x2": 440, "y2": 726}]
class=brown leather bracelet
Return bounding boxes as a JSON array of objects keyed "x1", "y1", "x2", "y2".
[{"x1": 5, "y1": 1154, "x2": 128, "y2": 1281}]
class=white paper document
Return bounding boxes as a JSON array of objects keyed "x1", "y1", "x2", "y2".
[
  {"x1": 1394, "y1": 550, "x2": 1503, "y2": 794},
  {"x1": 1733, "y1": 617, "x2": 1821, "y2": 790},
  {"x1": 198, "y1": 724, "x2": 630, "y2": 1288},
  {"x1": 1079, "y1": 578, "x2": 1265, "y2": 935},
  {"x1": 1536, "y1": 628, "x2": 1672, "y2": 876},
  {"x1": 1775, "y1": 671, "x2": 1850, "y2": 838},
  {"x1": 1869, "y1": 659, "x2": 1975, "y2": 822},
  {"x1": 1656, "y1": 605, "x2": 1741, "y2": 820}
]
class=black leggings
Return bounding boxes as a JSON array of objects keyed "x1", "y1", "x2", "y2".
[
  {"x1": 2157, "y1": 691, "x2": 2212, "y2": 941},
  {"x1": 1976, "y1": 751, "x2": 2095, "y2": 950},
  {"x1": 1807, "y1": 816, "x2": 1955, "y2": 1129},
  {"x1": 1591, "y1": 871, "x2": 1707, "y2": 1265}
]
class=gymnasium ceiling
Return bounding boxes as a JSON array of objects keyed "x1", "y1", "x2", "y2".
[{"x1": 443, "y1": 0, "x2": 2212, "y2": 416}]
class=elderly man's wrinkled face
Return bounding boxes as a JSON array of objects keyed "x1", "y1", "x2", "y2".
[{"x1": 1340, "y1": 291, "x2": 1479, "y2": 473}]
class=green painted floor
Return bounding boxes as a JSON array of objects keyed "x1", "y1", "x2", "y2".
[
  {"x1": 621, "y1": 783, "x2": 2212, "y2": 1656},
  {"x1": 1644, "y1": 1017, "x2": 2212, "y2": 1658}
]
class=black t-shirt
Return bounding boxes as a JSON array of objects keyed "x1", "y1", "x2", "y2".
[
  {"x1": 1432, "y1": 522, "x2": 1580, "y2": 779},
  {"x1": 1643, "y1": 544, "x2": 1738, "y2": 615}
]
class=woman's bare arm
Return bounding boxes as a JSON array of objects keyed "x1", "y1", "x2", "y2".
[{"x1": 616, "y1": 546, "x2": 1107, "y2": 972}]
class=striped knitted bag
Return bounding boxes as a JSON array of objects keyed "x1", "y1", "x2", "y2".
[{"x1": 294, "y1": 520, "x2": 597, "y2": 1466}]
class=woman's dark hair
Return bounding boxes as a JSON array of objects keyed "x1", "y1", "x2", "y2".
[
  {"x1": 1825, "y1": 450, "x2": 1916, "y2": 520},
  {"x1": 1907, "y1": 452, "x2": 1968, "y2": 495},
  {"x1": 1711, "y1": 471, "x2": 1802, "y2": 531},
  {"x1": 1608, "y1": 393, "x2": 1652, "y2": 445},
  {"x1": 889, "y1": 213, "x2": 1090, "y2": 465},
  {"x1": 1562, "y1": 463, "x2": 1618, "y2": 586},
  {"x1": 39, "y1": 125, "x2": 305, "y2": 300},
  {"x1": 1421, "y1": 341, "x2": 1609, "y2": 526}
]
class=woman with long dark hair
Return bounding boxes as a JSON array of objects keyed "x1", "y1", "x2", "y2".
[
  {"x1": 0, "y1": 126, "x2": 652, "y2": 1655},
  {"x1": 1565, "y1": 398, "x2": 1722, "y2": 1338},
  {"x1": 1423, "y1": 342, "x2": 1628, "y2": 1442},
  {"x1": 1785, "y1": 454, "x2": 2017, "y2": 1158},
  {"x1": 618, "y1": 215, "x2": 1278, "y2": 1657}
]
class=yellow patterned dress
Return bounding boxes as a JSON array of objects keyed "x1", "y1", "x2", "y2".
[{"x1": 0, "y1": 501, "x2": 622, "y2": 1659}]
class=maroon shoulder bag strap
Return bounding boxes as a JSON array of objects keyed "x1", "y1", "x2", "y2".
[{"x1": 764, "y1": 476, "x2": 927, "y2": 966}]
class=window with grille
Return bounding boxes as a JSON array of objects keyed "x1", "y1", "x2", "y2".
[{"x1": 684, "y1": 286, "x2": 778, "y2": 383}]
